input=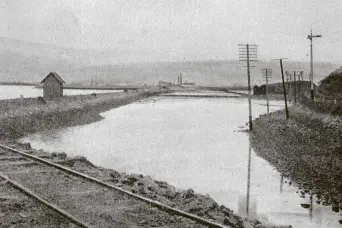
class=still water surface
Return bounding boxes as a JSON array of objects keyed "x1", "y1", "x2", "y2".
[
  {"x1": 21, "y1": 96, "x2": 341, "y2": 228},
  {"x1": 0, "y1": 85, "x2": 121, "y2": 100}
]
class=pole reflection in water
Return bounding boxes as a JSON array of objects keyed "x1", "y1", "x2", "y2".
[
  {"x1": 246, "y1": 135, "x2": 252, "y2": 219},
  {"x1": 310, "y1": 193, "x2": 313, "y2": 220},
  {"x1": 280, "y1": 174, "x2": 284, "y2": 194}
]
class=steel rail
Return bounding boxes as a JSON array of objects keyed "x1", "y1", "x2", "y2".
[
  {"x1": 0, "y1": 173, "x2": 92, "y2": 228},
  {"x1": 0, "y1": 144, "x2": 226, "y2": 228}
]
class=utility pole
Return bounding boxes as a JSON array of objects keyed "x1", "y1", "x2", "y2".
[
  {"x1": 298, "y1": 71, "x2": 304, "y2": 96},
  {"x1": 285, "y1": 71, "x2": 291, "y2": 102},
  {"x1": 275, "y1": 58, "x2": 289, "y2": 119},
  {"x1": 261, "y1": 68, "x2": 272, "y2": 114},
  {"x1": 290, "y1": 70, "x2": 304, "y2": 104},
  {"x1": 293, "y1": 71, "x2": 297, "y2": 104},
  {"x1": 307, "y1": 30, "x2": 322, "y2": 101},
  {"x1": 238, "y1": 44, "x2": 257, "y2": 131}
]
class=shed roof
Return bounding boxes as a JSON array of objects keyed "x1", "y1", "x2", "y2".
[{"x1": 41, "y1": 72, "x2": 65, "y2": 84}]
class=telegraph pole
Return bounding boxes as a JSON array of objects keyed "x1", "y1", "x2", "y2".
[
  {"x1": 238, "y1": 44, "x2": 258, "y2": 131},
  {"x1": 261, "y1": 68, "x2": 272, "y2": 114},
  {"x1": 285, "y1": 71, "x2": 291, "y2": 102},
  {"x1": 290, "y1": 70, "x2": 304, "y2": 104},
  {"x1": 307, "y1": 30, "x2": 322, "y2": 101},
  {"x1": 275, "y1": 58, "x2": 289, "y2": 119},
  {"x1": 298, "y1": 71, "x2": 304, "y2": 96},
  {"x1": 293, "y1": 71, "x2": 297, "y2": 104}
]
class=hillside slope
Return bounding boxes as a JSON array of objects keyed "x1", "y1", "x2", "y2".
[
  {"x1": 0, "y1": 36, "x2": 339, "y2": 86},
  {"x1": 318, "y1": 66, "x2": 342, "y2": 96}
]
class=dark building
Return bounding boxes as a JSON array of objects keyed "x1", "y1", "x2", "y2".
[
  {"x1": 41, "y1": 72, "x2": 65, "y2": 99},
  {"x1": 253, "y1": 85, "x2": 266, "y2": 95},
  {"x1": 254, "y1": 81, "x2": 314, "y2": 96}
]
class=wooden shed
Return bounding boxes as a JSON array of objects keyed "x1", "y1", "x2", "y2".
[{"x1": 41, "y1": 72, "x2": 65, "y2": 99}]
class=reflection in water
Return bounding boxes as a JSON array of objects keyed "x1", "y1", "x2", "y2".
[
  {"x1": 238, "y1": 136, "x2": 258, "y2": 221},
  {"x1": 246, "y1": 135, "x2": 252, "y2": 219},
  {"x1": 280, "y1": 174, "x2": 284, "y2": 194},
  {"x1": 238, "y1": 195, "x2": 257, "y2": 220},
  {"x1": 310, "y1": 193, "x2": 313, "y2": 220}
]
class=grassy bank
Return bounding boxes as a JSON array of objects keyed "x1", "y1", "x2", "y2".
[
  {"x1": 0, "y1": 90, "x2": 159, "y2": 139},
  {"x1": 251, "y1": 105, "x2": 342, "y2": 209}
]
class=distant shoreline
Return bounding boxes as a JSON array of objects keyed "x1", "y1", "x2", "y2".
[
  {"x1": 1, "y1": 82, "x2": 249, "y2": 91},
  {"x1": 0, "y1": 82, "x2": 38, "y2": 86},
  {"x1": 0, "y1": 82, "x2": 141, "y2": 90},
  {"x1": 36, "y1": 85, "x2": 141, "y2": 91}
]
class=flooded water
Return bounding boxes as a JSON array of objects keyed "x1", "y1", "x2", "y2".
[
  {"x1": 0, "y1": 85, "x2": 122, "y2": 100},
  {"x1": 21, "y1": 95, "x2": 341, "y2": 228}
]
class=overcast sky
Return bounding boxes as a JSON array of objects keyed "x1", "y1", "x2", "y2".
[{"x1": 1, "y1": 0, "x2": 341, "y2": 63}]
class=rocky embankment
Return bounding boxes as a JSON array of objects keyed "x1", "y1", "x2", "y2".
[
  {"x1": 4, "y1": 142, "x2": 291, "y2": 228},
  {"x1": 251, "y1": 105, "x2": 342, "y2": 212}
]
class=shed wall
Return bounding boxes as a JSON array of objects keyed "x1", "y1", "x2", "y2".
[{"x1": 43, "y1": 76, "x2": 63, "y2": 99}]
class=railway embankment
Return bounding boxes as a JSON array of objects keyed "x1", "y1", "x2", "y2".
[
  {"x1": 2, "y1": 142, "x2": 291, "y2": 228},
  {"x1": 251, "y1": 105, "x2": 342, "y2": 211},
  {"x1": 0, "y1": 90, "x2": 159, "y2": 140}
]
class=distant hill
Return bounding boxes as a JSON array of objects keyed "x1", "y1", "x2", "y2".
[{"x1": 0, "y1": 36, "x2": 339, "y2": 86}]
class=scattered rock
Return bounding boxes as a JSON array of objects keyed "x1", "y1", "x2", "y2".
[
  {"x1": 17, "y1": 142, "x2": 31, "y2": 150},
  {"x1": 57, "y1": 152, "x2": 67, "y2": 160},
  {"x1": 109, "y1": 171, "x2": 121, "y2": 179},
  {"x1": 300, "y1": 204, "x2": 310, "y2": 209},
  {"x1": 332, "y1": 205, "x2": 339, "y2": 213},
  {"x1": 122, "y1": 174, "x2": 141, "y2": 186},
  {"x1": 18, "y1": 213, "x2": 28, "y2": 218},
  {"x1": 138, "y1": 220, "x2": 148, "y2": 225},
  {"x1": 223, "y1": 215, "x2": 243, "y2": 227},
  {"x1": 155, "y1": 181, "x2": 168, "y2": 188},
  {"x1": 183, "y1": 189, "x2": 195, "y2": 199},
  {"x1": 210, "y1": 202, "x2": 219, "y2": 210},
  {"x1": 138, "y1": 176, "x2": 158, "y2": 192}
]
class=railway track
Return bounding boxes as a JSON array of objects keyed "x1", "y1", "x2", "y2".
[{"x1": 0, "y1": 144, "x2": 227, "y2": 228}]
